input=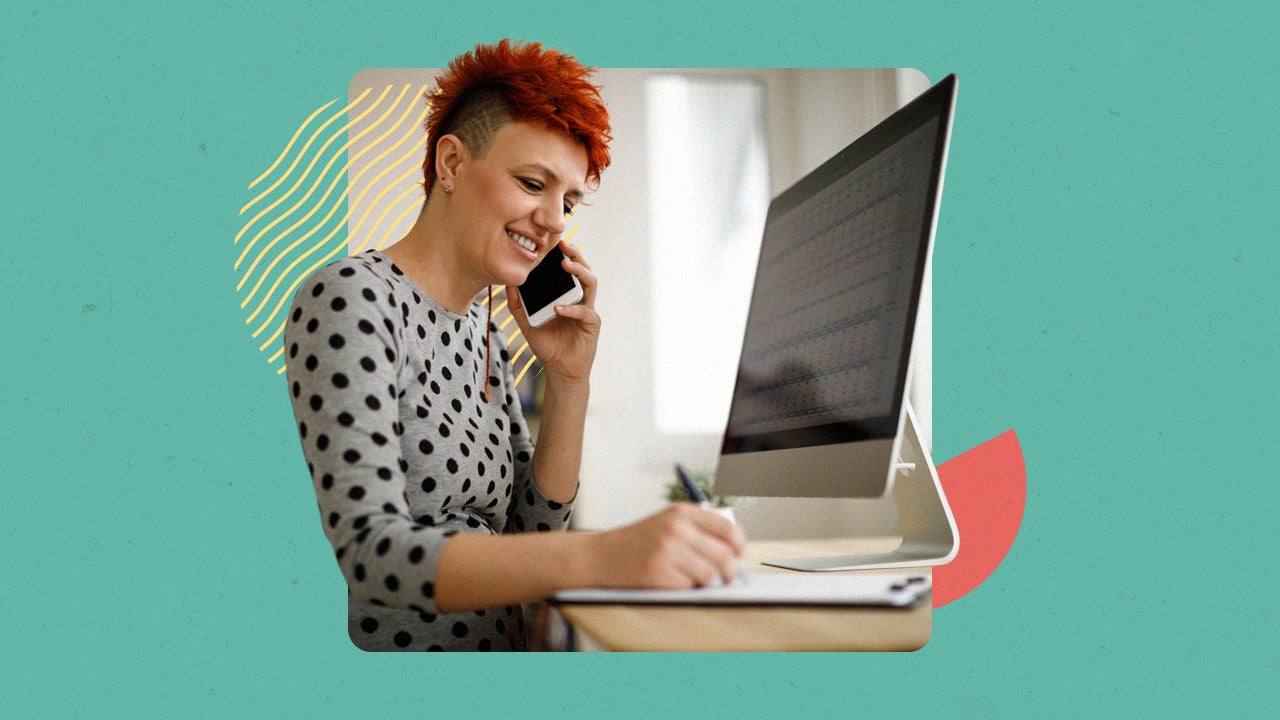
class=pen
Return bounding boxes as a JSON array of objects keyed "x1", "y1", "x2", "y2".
[
  {"x1": 674, "y1": 464, "x2": 746, "y2": 585},
  {"x1": 675, "y1": 463, "x2": 709, "y2": 505}
]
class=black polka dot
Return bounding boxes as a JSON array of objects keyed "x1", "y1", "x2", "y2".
[
  {"x1": 305, "y1": 355, "x2": 318, "y2": 371},
  {"x1": 354, "y1": 564, "x2": 366, "y2": 581},
  {"x1": 289, "y1": 342, "x2": 298, "y2": 358},
  {"x1": 339, "y1": 266, "x2": 356, "y2": 278},
  {"x1": 337, "y1": 412, "x2": 354, "y2": 427},
  {"x1": 291, "y1": 381, "x2": 300, "y2": 398},
  {"x1": 365, "y1": 395, "x2": 381, "y2": 411},
  {"x1": 421, "y1": 477, "x2": 436, "y2": 492},
  {"x1": 377, "y1": 467, "x2": 392, "y2": 480},
  {"x1": 419, "y1": 439, "x2": 433, "y2": 454},
  {"x1": 321, "y1": 474, "x2": 334, "y2": 490},
  {"x1": 316, "y1": 434, "x2": 329, "y2": 451},
  {"x1": 309, "y1": 395, "x2": 323, "y2": 411},
  {"x1": 441, "y1": 367, "x2": 452, "y2": 381},
  {"x1": 360, "y1": 357, "x2": 376, "y2": 372},
  {"x1": 478, "y1": 639, "x2": 491, "y2": 651},
  {"x1": 384, "y1": 574, "x2": 399, "y2": 592},
  {"x1": 375, "y1": 537, "x2": 391, "y2": 555},
  {"x1": 311, "y1": 283, "x2": 325, "y2": 297},
  {"x1": 409, "y1": 546, "x2": 424, "y2": 564},
  {"x1": 348, "y1": 485, "x2": 365, "y2": 500},
  {"x1": 446, "y1": 459, "x2": 458, "y2": 473},
  {"x1": 393, "y1": 631, "x2": 412, "y2": 648},
  {"x1": 344, "y1": 449, "x2": 361, "y2": 464},
  {"x1": 362, "y1": 288, "x2": 376, "y2": 302},
  {"x1": 371, "y1": 432, "x2": 387, "y2": 445},
  {"x1": 328, "y1": 512, "x2": 340, "y2": 528},
  {"x1": 358, "y1": 319, "x2": 375, "y2": 334},
  {"x1": 332, "y1": 373, "x2": 349, "y2": 388},
  {"x1": 360, "y1": 617, "x2": 378, "y2": 633},
  {"x1": 439, "y1": 424, "x2": 450, "y2": 438},
  {"x1": 292, "y1": 307, "x2": 302, "y2": 323},
  {"x1": 451, "y1": 622, "x2": 468, "y2": 638},
  {"x1": 328, "y1": 334, "x2": 345, "y2": 349},
  {"x1": 421, "y1": 581, "x2": 434, "y2": 597},
  {"x1": 330, "y1": 297, "x2": 346, "y2": 312}
]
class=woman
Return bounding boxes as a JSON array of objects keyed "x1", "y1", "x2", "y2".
[{"x1": 284, "y1": 40, "x2": 745, "y2": 651}]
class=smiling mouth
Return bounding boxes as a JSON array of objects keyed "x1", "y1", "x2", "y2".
[{"x1": 505, "y1": 229, "x2": 539, "y2": 254}]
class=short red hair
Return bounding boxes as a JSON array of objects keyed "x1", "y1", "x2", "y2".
[{"x1": 423, "y1": 40, "x2": 612, "y2": 193}]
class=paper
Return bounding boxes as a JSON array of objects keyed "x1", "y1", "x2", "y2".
[{"x1": 554, "y1": 572, "x2": 930, "y2": 607}]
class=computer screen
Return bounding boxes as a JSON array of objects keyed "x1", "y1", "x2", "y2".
[{"x1": 716, "y1": 74, "x2": 956, "y2": 501}]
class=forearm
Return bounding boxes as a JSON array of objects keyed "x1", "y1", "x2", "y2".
[
  {"x1": 528, "y1": 376, "x2": 589, "y2": 504},
  {"x1": 433, "y1": 529, "x2": 599, "y2": 612}
]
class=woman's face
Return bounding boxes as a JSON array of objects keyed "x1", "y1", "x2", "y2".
[{"x1": 449, "y1": 121, "x2": 588, "y2": 288}]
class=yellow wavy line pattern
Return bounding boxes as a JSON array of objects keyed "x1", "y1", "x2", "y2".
[{"x1": 236, "y1": 86, "x2": 582, "y2": 395}]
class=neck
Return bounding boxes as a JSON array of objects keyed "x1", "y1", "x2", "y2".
[{"x1": 383, "y1": 197, "x2": 487, "y2": 314}]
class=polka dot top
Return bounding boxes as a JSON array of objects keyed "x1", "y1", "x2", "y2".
[{"x1": 284, "y1": 250, "x2": 575, "y2": 651}]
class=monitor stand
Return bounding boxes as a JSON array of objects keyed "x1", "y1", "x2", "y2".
[{"x1": 762, "y1": 404, "x2": 959, "y2": 571}]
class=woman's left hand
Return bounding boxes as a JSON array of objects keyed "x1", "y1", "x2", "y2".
[{"x1": 505, "y1": 241, "x2": 600, "y2": 385}]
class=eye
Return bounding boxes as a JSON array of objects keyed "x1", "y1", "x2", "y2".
[
  {"x1": 518, "y1": 177, "x2": 543, "y2": 192},
  {"x1": 564, "y1": 203, "x2": 576, "y2": 217}
]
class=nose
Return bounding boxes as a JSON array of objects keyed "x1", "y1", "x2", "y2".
[{"x1": 533, "y1": 196, "x2": 567, "y2": 237}]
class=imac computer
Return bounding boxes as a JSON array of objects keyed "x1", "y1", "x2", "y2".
[{"x1": 714, "y1": 74, "x2": 960, "y2": 571}]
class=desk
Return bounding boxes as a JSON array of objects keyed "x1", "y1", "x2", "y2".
[{"x1": 552, "y1": 537, "x2": 932, "y2": 651}]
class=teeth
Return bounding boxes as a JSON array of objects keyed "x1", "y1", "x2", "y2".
[{"x1": 506, "y1": 230, "x2": 537, "y2": 253}]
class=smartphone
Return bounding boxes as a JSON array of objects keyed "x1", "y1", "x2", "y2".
[{"x1": 518, "y1": 244, "x2": 583, "y2": 327}]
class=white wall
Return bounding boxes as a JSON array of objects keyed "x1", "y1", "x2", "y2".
[{"x1": 345, "y1": 68, "x2": 934, "y2": 540}]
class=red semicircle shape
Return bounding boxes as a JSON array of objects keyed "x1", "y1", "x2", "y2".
[{"x1": 932, "y1": 429, "x2": 1025, "y2": 608}]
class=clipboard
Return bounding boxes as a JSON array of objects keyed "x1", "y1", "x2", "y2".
[{"x1": 553, "y1": 572, "x2": 930, "y2": 607}]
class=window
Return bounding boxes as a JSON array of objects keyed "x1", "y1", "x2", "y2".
[{"x1": 645, "y1": 75, "x2": 770, "y2": 435}]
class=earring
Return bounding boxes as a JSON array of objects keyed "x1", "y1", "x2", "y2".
[{"x1": 443, "y1": 184, "x2": 453, "y2": 194}]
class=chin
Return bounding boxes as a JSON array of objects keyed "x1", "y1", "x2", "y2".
[{"x1": 492, "y1": 265, "x2": 533, "y2": 288}]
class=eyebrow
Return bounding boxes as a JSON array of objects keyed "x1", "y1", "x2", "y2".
[{"x1": 521, "y1": 164, "x2": 585, "y2": 201}]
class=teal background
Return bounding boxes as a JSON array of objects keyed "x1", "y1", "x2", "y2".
[{"x1": 3, "y1": 1, "x2": 1275, "y2": 717}]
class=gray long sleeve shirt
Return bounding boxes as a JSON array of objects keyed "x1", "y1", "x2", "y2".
[{"x1": 285, "y1": 250, "x2": 574, "y2": 651}]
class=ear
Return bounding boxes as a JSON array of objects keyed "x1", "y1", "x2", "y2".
[{"x1": 434, "y1": 133, "x2": 469, "y2": 190}]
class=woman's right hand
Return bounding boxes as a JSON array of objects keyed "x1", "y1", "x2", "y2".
[{"x1": 588, "y1": 503, "x2": 748, "y2": 589}]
